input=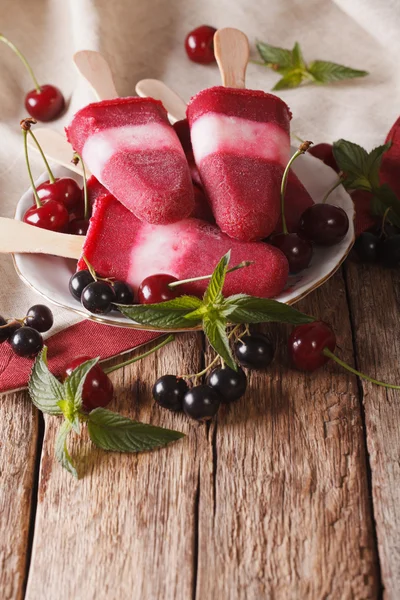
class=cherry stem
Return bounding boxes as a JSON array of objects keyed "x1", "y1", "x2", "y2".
[
  {"x1": 0, "y1": 318, "x2": 21, "y2": 329},
  {"x1": 323, "y1": 348, "x2": 400, "y2": 390},
  {"x1": 73, "y1": 152, "x2": 89, "y2": 220},
  {"x1": 380, "y1": 206, "x2": 393, "y2": 237},
  {"x1": 28, "y1": 129, "x2": 56, "y2": 184},
  {"x1": 180, "y1": 325, "x2": 242, "y2": 379},
  {"x1": 22, "y1": 129, "x2": 41, "y2": 208},
  {"x1": 322, "y1": 177, "x2": 343, "y2": 204},
  {"x1": 82, "y1": 255, "x2": 97, "y2": 281},
  {"x1": 0, "y1": 34, "x2": 41, "y2": 92},
  {"x1": 168, "y1": 261, "x2": 253, "y2": 289},
  {"x1": 280, "y1": 141, "x2": 313, "y2": 234},
  {"x1": 103, "y1": 335, "x2": 174, "y2": 374}
]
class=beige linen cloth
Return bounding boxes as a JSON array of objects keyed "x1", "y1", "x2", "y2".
[{"x1": 1, "y1": 0, "x2": 399, "y2": 333}]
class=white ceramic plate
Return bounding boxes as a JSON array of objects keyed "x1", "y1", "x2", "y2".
[{"x1": 13, "y1": 152, "x2": 354, "y2": 330}]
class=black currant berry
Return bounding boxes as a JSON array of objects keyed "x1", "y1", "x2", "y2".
[
  {"x1": 183, "y1": 385, "x2": 221, "y2": 421},
  {"x1": 69, "y1": 270, "x2": 95, "y2": 301},
  {"x1": 81, "y1": 281, "x2": 116, "y2": 314},
  {"x1": 112, "y1": 281, "x2": 135, "y2": 304},
  {"x1": 24, "y1": 304, "x2": 53, "y2": 332},
  {"x1": 234, "y1": 334, "x2": 275, "y2": 370},
  {"x1": 10, "y1": 326, "x2": 43, "y2": 357},
  {"x1": 152, "y1": 375, "x2": 188, "y2": 411},
  {"x1": 378, "y1": 234, "x2": 400, "y2": 267},
  {"x1": 0, "y1": 317, "x2": 21, "y2": 343},
  {"x1": 206, "y1": 366, "x2": 247, "y2": 403},
  {"x1": 351, "y1": 232, "x2": 379, "y2": 263}
]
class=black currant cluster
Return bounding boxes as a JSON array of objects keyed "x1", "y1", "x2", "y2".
[
  {"x1": 152, "y1": 333, "x2": 274, "y2": 421},
  {"x1": 69, "y1": 270, "x2": 135, "y2": 314},
  {"x1": 351, "y1": 223, "x2": 400, "y2": 267},
  {"x1": 0, "y1": 304, "x2": 53, "y2": 357}
]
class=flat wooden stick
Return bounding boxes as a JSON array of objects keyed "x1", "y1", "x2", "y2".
[
  {"x1": 135, "y1": 79, "x2": 187, "y2": 123},
  {"x1": 213, "y1": 28, "x2": 250, "y2": 88},
  {"x1": 73, "y1": 50, "x2": 118, "y2": 101},
  {"x1": 27, "y1": 129, "x2": 87, "y2": 176},
  {"x1": 0, "y1": 218, "x2": 83, "y2": 259}
]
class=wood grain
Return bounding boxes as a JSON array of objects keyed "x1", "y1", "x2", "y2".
[
  {"x1": 25, "y1": 334, "x2": 203, "y2": 600},
  {"x1": 0, "y1": 390, "x2": 39, "y2": 600},
  {"x1": 345, "y1": 262, "x2": 400, "y2": 599},
  {"x1": 197, "y1": 272, "x2": 379, "y2": 599}
]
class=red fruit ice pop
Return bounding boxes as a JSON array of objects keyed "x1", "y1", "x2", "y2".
[
  {"x1": 66, "y1": 97, "x2": 194, "y2": 225},
  {"x1": 77, "y1": 194, "x2": 289, "y2": 299}
]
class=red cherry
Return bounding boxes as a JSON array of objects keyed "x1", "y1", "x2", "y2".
[
  {"x1": 308, "y1": 143, "x2": 339, "y2": 173},
  {"x1": 23, "y1": 199, "x2": 69, "y2": 232},
  {"x1": 138, "y1": 274, "x2": 181, "y2": 304},
  {"x1": 37, "y1": 177, "x2": 83, "y2": 211},
  {"x1": 185, "y1": 25, "x2": 217, "y2": 64},
  {"x1": 63, "y1": 355, "x2": 113, "y2": 412},
  {"x1": 25, "y1": 84, "x2": 65, "y2": 122},
  {"x1": 68, "y1": 218, "x2": 89, "y2": 236},
  {"x1": 270, "y1": 233, "x2": 313, "y2": 274},
  {"x1": 298, "y1": 204, "x2": 349, "y2": 246},
  {"x1": 288, "y1": 321, "x2": 336, "y2": 372}
]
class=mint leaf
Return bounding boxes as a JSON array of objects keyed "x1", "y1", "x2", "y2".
[
  {"x1": 118, "y1": 296, "x2": 203, "y2": 329},
  {"x1": 203, "y1": 314, "x2": 236, "y2": 371},
  {"x1": 371, "y1": 184, "x2": 400, "y2": 228},
  {"x1": 292, "y1": 42, "x2": 306, "y2": 70},
  {"x1": 87, "y1": 408, "x2": 184, "y2": 452},
  {"x1": 365, "y1": 142, "x2": 391, "y2": 189},
  {"x1": 203, "y1": 251, "x2": 230, "y2": 305},
  {"x1": 55, "y1": 420, "x2": 78, "y2": 478},
  {"x1": 332, "y1": 139, "x2": 369, "y2": 176},
  {"x1": 28, "y1": 347, "x2": 64, "y2": 415},
  {"x1": 64, "y1": 357, "x2": 99, "y2": 414},
  {"x1": 273, "y1": 71, "x2": 305, "y2": 90},
  {"x1": 256, "y1": 41, "x2": 293, "y2": 68},
  {"x1": 308, "y1": 60, "x2": 368, "y2": 84},
  {"x1": 224, "y1": 295, "x2": 315, "y2": 325}
]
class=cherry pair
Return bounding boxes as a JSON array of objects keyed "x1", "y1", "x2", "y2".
[
  {"x1": 0, "y1": 304, "x2": 53, "y2": 358},
  {"x1": 21, "y1": 119, "x2": 89, "y2": 234}
]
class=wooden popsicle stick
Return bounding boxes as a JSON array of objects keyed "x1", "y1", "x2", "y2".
[
  {"x1": 0, "y1": 218, "x2": 83, "y2": 259},
  {"x1": 213, "y1": 28, "x2": 250, "y2": 88},
  {"x1": 135, "y1": 79, "x2": 187, "y2": 123},
  {"x1": 73, "y1": 50, "x2": 118, "y2": 101},
  {"x1": 27, "y1": 129, "x2": 88, "y2": 176}
]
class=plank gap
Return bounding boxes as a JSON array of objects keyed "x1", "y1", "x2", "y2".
[
  {"x1": 211, "y1": 420, "x2": 218, "y2": 518},
  {"x1": 192, "y1": 469, "x2": 200, "y2": 600},
  {"x1": 22, "y1": 410, "x2": 45, "y2": 597},
  {"x1": 342, "y1": 263, "x2": 383, "y2": 596}
]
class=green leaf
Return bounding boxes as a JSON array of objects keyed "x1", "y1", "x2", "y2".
[
  {"x1": 342, "y1": 173, "x2": 372, "y2": 192},
  {"x1": 55, "y1": 420, "x2": 78, "y2": 478},
  {"x1": 224, "y1": 295, "x2": 315, "y2": 325},
  {"x1": 203, "y1": 314, "x2": 237, "y2": 371},
  {"x1": 118, "y1": 296, "x2": 203, "y2": 329},
  {"x1": 308, "y1": 60, "x2": 368, "y2": 84},
  {"x1": 332, "y1": 139, "x2": 369, "y2": 176},
  {"x1": 292, "y1": 42, "x2": 306, "y2": 70},
  {"x1": 365, "y1": 142, "x2": 391, "y2": 189},
  {"x1": 28, "y1": 347, "x2": 64, "y2": 415},
  {"x1": 273, "y1": 70, "x2": 305, "y2": 90},
  {"x1": 87, "y1": 408, "x2": 185, "y2": 452},
  {"x1": 203, "y1": 251, "x2": 231, "y2": 305},
  {"x1": 256, "y1": 41, "x2": 293, "y2": 68},
  {"x1": 371, "y1": 184, "x2": 400, "y2": 228},
  {"x1": 63, "y1": 357, "x2": 99, "y2": 415}
]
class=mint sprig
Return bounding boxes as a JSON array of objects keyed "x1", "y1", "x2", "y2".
[
  {"x1": 28, "y1": 337, "x2": 183, "y2": 478},
  {"x1": 118, "y1": 252, "x2": 314, "y2": 371},
  {"x1": 255, "y1": 40, "x2": 368, "y2": 90},
  {"x1": 332, "y1": 139, "x2": 400, "y2": 228}
]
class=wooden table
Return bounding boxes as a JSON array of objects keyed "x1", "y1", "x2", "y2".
[{"x1": 1, "y1": 260, "x2": 399, "y2": 600}]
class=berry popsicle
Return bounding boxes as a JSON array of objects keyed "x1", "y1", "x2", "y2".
[
  {"x1": 66, "y1": 97, "x2": 194, "y2": 225},
  {"x1": 187, "y1": 29, "x2": 292, "y2": 242},
  {"x1": 77, "y1": 194, "x2": 289, "y2": 299}
]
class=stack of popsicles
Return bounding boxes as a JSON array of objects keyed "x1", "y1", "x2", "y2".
[{"x1": 66, "y1": 84, "x2": 314, "y2": 299}]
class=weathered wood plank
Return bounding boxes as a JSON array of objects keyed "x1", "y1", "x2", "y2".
[
  {"x1": 197, "y1": 272, "x2": 379, "y2": 599},
  {"x1": 345, "y1": 262, "x2": 400, "y2": 599},
  {"x1": 25, "y1": 334, "x2": 203, "y2": 600},
  {"x1": 0, "y1": 390, "x2": 39, "y2": 600}
]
